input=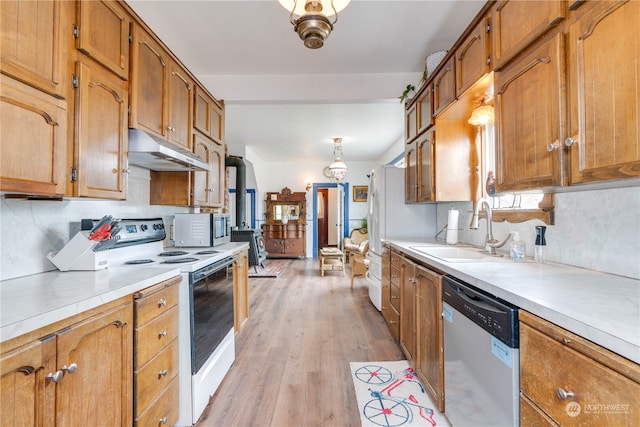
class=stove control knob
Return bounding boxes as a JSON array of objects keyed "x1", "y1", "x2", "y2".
[{"x1": 140, "y1": 224, "x2": 148, "y2": 231}]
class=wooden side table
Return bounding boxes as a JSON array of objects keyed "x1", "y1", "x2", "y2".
[{"x1": 320, "y1": 248, "x2": 345, "y2": 276}]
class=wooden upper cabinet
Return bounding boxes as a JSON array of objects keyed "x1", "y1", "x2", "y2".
[
  {"x1": 495, "y1": 32, "x2": 567, "y2": 191},
  {"x1": 192, "y1": 135, "x2": 225, "y2": 208},
  {"x1": 74, "y1": 59, "x2": 128, "y2": 199},
  {"x1": 433, "y1": 56, "x2": 456, "y2": 116},
  {"x1": 405, "y1": 102, "x2": 418, "y2": 142},
  {"x1": 0, "y1": 0, "x2": 69, "y2": 98},
  {"x1": 492, "y1": 0, "x2": 566, "y2": 71},
  {"x1": 0, "y1": 77, "x2": 68, "y2": 196},
  {"x1": 75, "y1": 0, "x2": 130, "y2": 80},
  {"x1": 417, "y1": 129, "x2": 435, "y2": 202},
  {"x1": 567, "y1": 0, "x2": 640, "y2": 184},
  {"x1": 417, "y1": 83, "x2": 434, "y2": 134},
  {"x1": 129, "y1": 24, "x2": 169, "y2": 139},
  {"x1": 194, "y1": 85, "x2": 224, "y2": 143},
  {"x1": 455, "y1": 17, "x2": 491, "y2": 97},
  {"x1": 167, "y1": 59, "x2": 193, "y2": 150},
  {"x1": 405, "y1": 140, "x2": 418, "y2": 203}
]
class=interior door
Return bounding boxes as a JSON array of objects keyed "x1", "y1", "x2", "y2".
[{"x1": 335, "y1": 184, "x2": 345, "y2": 250}]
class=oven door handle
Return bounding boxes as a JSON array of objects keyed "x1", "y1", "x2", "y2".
[{"x1": 191, "y1": 256, "x2": 238, "y2": 282}]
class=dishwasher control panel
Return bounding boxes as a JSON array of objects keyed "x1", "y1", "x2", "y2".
[{"x1": 442, "y1": 275, "x2": 519, "y2": 348}]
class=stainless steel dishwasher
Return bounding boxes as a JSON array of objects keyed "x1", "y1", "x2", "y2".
[{"x1": 442, "y1": 275, "x2": 520, "y2": 427}]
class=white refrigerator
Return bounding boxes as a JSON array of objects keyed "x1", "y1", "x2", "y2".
[{"x1": 366, "y1": 165, "x2": 436, "y2": 310}]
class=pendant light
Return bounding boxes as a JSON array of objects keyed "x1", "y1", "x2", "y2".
[
  {"x1": 328, "y1": 137, "x2": 348, "y2": 182},
  {"x1": 468, "y1": 97, "x2": 495, "y2": 126},
  {"x1": 278, "y1": 0, "x2": 351, "y2": 49}
]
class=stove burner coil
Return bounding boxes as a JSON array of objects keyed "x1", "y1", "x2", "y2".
[
  {"x1": 125, "y1": 259, "x2": 154, "y2": 265},
  {"x1": 195, "y1": 250, "x2": 219, "y2": 255},
  {"x1": 159, "y1": 250, "x2": 189, "y2": 257},
  {"x1": 162, "y1": 257, "x2": 199, "y2": 264}
]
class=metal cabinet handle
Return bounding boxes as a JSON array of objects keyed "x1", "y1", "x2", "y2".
[
  {"x1": 61, "y1": 363, "x2": 77, "y2": 374},
  {"x1": 166, "y1": 126, "x2": 176, "y2": 133},
  {"x1": 565, "y1": 136, "x2": 578, "y2": 147},
  {"x1": 159, "y1": 416, "x2": 168, "y2": 424},
  {"x1": 158, "y1": 369, "x2": 168, "y2": 378},
  {"x1": 158, "y1": 298, "x2": 168, "y2": 307},
  {"x1": 557, "y1": 387, "x2": 575, "y2": 400},
  {"x1": 547, "y1": 140, "x2": 561, "y2": 151},
  {"x1": 159, "y1": 330, "x2": 168, "y2": 338},
  {"x1": 46, "y1": 370, "x2": 64, "y2": 383}
]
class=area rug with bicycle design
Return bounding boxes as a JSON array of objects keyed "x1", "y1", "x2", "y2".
[{"x1": 350, "y1": 360, "x2": 449, "y2": 427}]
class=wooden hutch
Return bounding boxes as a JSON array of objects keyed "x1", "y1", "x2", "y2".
[{"x1": 262, "y1": 187, "x2": 306, "y2": 258}]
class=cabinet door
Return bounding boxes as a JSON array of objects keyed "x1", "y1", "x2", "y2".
[
  {"x1": 0, "y1": 76, "x2": 68, "y2": 195},
  {"x1": 414, "y1": 265, "x2": 444, "y2": 412},
  {"x1": 417, "y1": 83, "x2": 434, "y2": 134},
  {"x1": 167, "y1": 60, "x2": 193, "y2": 150},
  {"x1": 405, "y1": 102, "x2": 418, "y2": 142},
  {"x1": 209, "y1": 140, "x2": 225, "y2": 207},
  {"x1": 399, "y1": 257, "x2": 416, "y2": 362},
  {"x1": 55, "y1": 303, "x2": 133, "y2": 427},
  {"x1": 417, "y1": 129, "x2": 435, "y2": 202},
  {"x1": 405, "y1": 140, "x2": 418, "y2": 203},
  {"x1": 0, "y1": 0, "x2": 68, "y2": 98},
  {"x1": 0, "y1": 337, "x2": 56, "y2": 427},
  {"x1": 194, "y1": 85, "x2": 225, "y2": 143},
  {"x1": 75, "y1": 60, "x2": 128, "y2": 199},
  {"x1": 192, "y1": 134, "x2": 213, "y2": 207},
  {"x1": 567, "y1": 0, "x2": 640, "y2": 184},
  {"x1": 492, "y1": 0, "x2": 566, "y2": 70},
  {"x1": 129, "y1": 25, "x2": 168, "y2": 138},
  {"x1": 76, "y1": 0, "x2": 130, "y2": 80},
  {"x1": 495, "y1": 32, "x2": 567, "y2": 191},
  {"x1": 456, "y1": 17, "x2": 491, "y2": 97},
  {"x1": 433, "y1": 57, "x2": 456, "y2": 116},
  {"x1": 234, "y1": 250, "x2": 249, "y2": 332},
  {"x1": 381, "y1": 245, "x2": 392, "y2": 326}
]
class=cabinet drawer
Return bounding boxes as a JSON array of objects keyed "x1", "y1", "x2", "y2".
[
  {"x1": 135, "y1": 307, "x2": 179, "y2": 367},
  {"x1": 520, "y1": 321, "x2": 640, "y2": 425},
  {"x1": 134, "y1": 339, "x2": 178, "y2": 416},
  {"x1": 135, "y1": 282, "x2": 179, "y2": 327},
  {"x1": 134, "y1": 375, "x2": 179, "y2": 427}
]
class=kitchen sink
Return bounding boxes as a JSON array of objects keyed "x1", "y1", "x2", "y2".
[{"x1": 410, "y1": 245, "x2": 505, "y2": 262}]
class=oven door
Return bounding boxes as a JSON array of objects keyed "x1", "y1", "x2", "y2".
[{"x1": 189, "y1": 256, "x2": 237, "y2": 374}]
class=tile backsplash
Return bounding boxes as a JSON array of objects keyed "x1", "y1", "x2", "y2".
[{"x1": 436, "y1": 186, "x2": 640, "y2": 280}]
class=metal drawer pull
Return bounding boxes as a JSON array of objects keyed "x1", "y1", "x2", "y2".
[
  {"x1": 46, "y1": 370, "x2": 64, "y2": 383},
  {"x1": 158, "y1": 369, "x2": 168, "y2": 377},
  {"x1": 159, "y1": 416, "x2": 168, "y2": 424},
  {"x1": 158, "y1": 298, "x2": 168, "y2": 307},
  {"x1": 557, "y1": 387, "x2": 575, "y2": 400},
  {"x1": 61, "y1": 363, "x2": 77, "y2": 374},
  {"x1": 562, "y1": 338, "x2": 571, "y2": 345},
  {"x1": 547, "y1": 140, "x2": 561, "y2": 151},
  {"x1": 159, "y1": 330, "x2": 168, "y2": 338}
]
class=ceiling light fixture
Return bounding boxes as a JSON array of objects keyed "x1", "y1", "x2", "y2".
[
  {"x1": 328, "y1": 137, "x2": 348, "y2": 182},
  {"x1": 468, "y1": 98, "x2": 495, "y2": 126},
  {"x1": 278, "y1": 0, "x2": 351, "y2": 49}
]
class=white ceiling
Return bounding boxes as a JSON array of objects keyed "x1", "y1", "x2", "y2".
[{"x1": 126, "y1": 0, "x2": 486, "y2": 162}]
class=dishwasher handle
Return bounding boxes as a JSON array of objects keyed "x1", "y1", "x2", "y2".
[{"x1": 455, "y1": 286, "x2": 511, "y2": 315}]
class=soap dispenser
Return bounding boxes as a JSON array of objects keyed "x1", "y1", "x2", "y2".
[
  {"x1": 535, "y1": 226, "x2": 547, "y2": 263},
  {"x1": 509, "y1": 232, "x2": 525, "y2": 262}
]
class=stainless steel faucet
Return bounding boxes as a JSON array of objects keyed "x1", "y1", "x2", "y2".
[{"x1": 470, "y1": 197, "x2": 511, "y2": 255}]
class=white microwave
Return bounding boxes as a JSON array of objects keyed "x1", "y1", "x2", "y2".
[{"x1": 173, "y1": 213, "x2": 231, "y2": 247}]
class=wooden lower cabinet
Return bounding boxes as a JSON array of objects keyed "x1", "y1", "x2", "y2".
[
  {"x1": 519, "y1": 310, "x2": 640, "y2": 426},
  {"x1": 0, "y1": 297, "x2": 133, "y2": 427},
  {"x1": 233, "y1": 248, "x2": 249, "y2": 332},
  {"x1": 133, "y1": 276, "x2": 180, "y2": 427},
  {"x1": 414, "y1": 264, "x2": 444, "y2": 412},
  {"x1": 262, "y1": 223, "x2": 306, "y2": 258},
  {"x1": 399, "y1": 256, "x2": 417, "y2": 361},
  {"x1": 388, "y1": 250, "x2": 402, "y2": 342}
]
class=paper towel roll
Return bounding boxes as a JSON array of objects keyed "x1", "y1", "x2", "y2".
[{"x1": 446, "y1": 209, "x2": 459, "y2": 245}]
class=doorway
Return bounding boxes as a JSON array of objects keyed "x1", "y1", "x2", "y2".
[{"x1": 311, "y1": 183, "x2": 349, "y2": 258}]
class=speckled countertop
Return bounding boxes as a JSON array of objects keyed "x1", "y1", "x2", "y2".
[{"x1": 385, "y1": 239, "x2": 640, "y2": 364}]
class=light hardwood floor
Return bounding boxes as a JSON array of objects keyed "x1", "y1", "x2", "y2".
[{"x1": 196, "y1": 258, "x2": 403, "y2": 427}]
